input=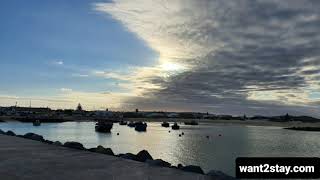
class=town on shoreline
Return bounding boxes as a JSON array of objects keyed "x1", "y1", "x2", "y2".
[{"x1": 0, "y1": 104, "x2": 319, "y2": 126}]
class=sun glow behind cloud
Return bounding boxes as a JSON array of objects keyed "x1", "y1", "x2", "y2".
[
  {"x1": 93, "y1": 0, "x2": 216, "y2": 100},
  {"x1": 92, "y1": 0, "x2": 320, "y2": 116}
]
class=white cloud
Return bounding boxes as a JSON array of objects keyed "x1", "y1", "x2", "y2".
[
  {"x1": 71, "y1": 73, "x2": 89, "y2": 78},
  {"x1": 60, "y1": 88, "x2": 73, "y2": 93},
  {"x1": 52, "y1": 60, "x2": 64, "y2": 65}
]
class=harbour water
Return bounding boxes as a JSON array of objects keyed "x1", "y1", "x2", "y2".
[{"x1": 1, "y1": 121, "x2": 319, "y2": 176}]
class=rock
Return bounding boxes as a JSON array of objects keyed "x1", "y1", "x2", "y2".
[
  {"x1": 207, "y1": 170, "x2": 236, "y2": 180},
  {"x1": 89, "y1": 145, "x2": 114, "y2": 156},
  {"x1": 0, "y1": 129, "x2": 5, "y2": 134},
  {"x1": 146, "y1": 159, "x2": 171, "y2": 167},
  {"x1": 119, "y1": 153, "x2": 137, "y2": 161},
  {"x1": 53, "y1": 141, "x2": 62, "y2": 146},
  {"x1": 181, "y1": 165, "x2": 204, "y2": 174},
  {"x1": 117, "y1": 153, "x2": 124, "y2": 157},
  {"x1": 45, "y1": 140, "x2": 53, "y2": 144},
  {"x1": 6, "y1": 130, "x2": 15, "y2": 136},
  {"x1": 23, "y1": 133, "x2": 44, "y2": 142},
  {"x1": 177, "y1": 164, "x2": 184, "y2": 169},
  {"x1": 136, "y1": 150, "x2": 153, "y2": 162},
  {"x1": 64, "y1": 141, "x2": 85, "y2": 150}
]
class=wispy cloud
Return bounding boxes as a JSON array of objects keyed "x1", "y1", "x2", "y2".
[
  {"x1": 52, "y1": 60, "x2": 64, "y2": 65},
  {"x1": 71, "y1": 73, "x2": 89, "y2": 78},
  {"x1": 60, "y1": 88, "x2": 73, "y2": 93}
]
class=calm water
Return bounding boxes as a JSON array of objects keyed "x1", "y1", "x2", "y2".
[{"x1": 1, "y1": 121, "x2": 320, "y2": 176}]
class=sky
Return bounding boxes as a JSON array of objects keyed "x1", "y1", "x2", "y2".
[{"x1": 0, "y1": 0, "x2": 320, "y2": 117}]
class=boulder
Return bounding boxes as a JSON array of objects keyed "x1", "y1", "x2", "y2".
[
  {"x1": 177, "y1": 164, "x2": 184, "y2": 169},
  {"x1": 136, "y1": 150, "x2": 153, "y2": 162},
  {"x1": 117, "y1": 153, "x2": 124, "y2": 157},
  {"x1": 23, "y1": 133, "x2": 44, "y2": 142},
  {"x1": 6, "y1": 130, "x2": 15, "y2": 136},
  {"x1": 64, "y1": 141, "x2": 85, "y2": 150},
  {"x1": 206, "y1": 170, "x2": 236, "y2": 180},
  {"x1": 146, "y1": 159, "x2": 171, "y2": 167},
  {"x1": 181, "y1": 165, "x2": 204, "y2": 174},
  {"x1": 119, "y1": 153, "x2": 137, "y2": 161},
  {"x1": 53, "y1": 141, "x2": 62, "y2": 146},
  {"x1": 89, "y1": 145, "x2": 114, "y2": 156},
  {"x1": 44, "y1": 140, "x2": 53, "y2": 144}
]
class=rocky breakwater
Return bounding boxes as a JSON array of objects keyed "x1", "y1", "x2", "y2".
[{"x1": 0, "y1": 129, "x2": 235, "y2": 179}]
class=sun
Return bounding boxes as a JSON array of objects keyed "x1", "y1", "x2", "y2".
[{"x1": 160, "y1": 62, "x2": 185, "y2": 72}]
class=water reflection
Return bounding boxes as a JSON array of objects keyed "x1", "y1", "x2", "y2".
[{"x1": 0, "y1": 121, "x2": 319, "y2": 176}]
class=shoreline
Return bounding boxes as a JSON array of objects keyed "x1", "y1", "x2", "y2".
[{"x1": 2, "y1": 117, "x2": 320, "y2": 128}]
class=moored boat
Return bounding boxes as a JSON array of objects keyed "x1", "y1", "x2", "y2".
[
  {"x1": 119, "y1": 121, "x2": 127, "y2": 125},
  {"x1": 95, "y1": 121, "x2": 113, "y2": 133},
  {"x1": 134, "y1": 122, "x2": 147, "y2": 132},
  {"x1": 161, "y1": 122, "x2": 170, "y2": 127},
  {"x1": 33, "y1": 120, "x2": 41, "y2": 126},
  {"x1": 171, "y1": 122, "x2": 180, "y2": 130},
  {"x1": 127, "y1": 121, "x2": 135, "y2": 127},
  {"x1": 184, "y1": 120, "x2": 198, "y2": 125}
]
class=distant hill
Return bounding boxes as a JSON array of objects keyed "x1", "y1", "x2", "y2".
[{"x1": 257, "y1": 115, "x2": 320, "y2": 123}]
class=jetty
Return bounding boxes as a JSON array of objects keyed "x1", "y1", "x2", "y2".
[{"x1": 0, "y1": 134, "x2": 212, "y2": 180}]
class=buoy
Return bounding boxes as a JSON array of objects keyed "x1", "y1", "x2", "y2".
[
  {"x1": 117, "y1": 133, "x2": 120, "y2": 135},
  {"x1": 179, "y1": 134, "x2": 181, "y2": 137},
  {"x1": 218, "y1": 134, "x2": 221, "y2": 137},
  {"x1": 181, "y1": 132, "x2": 184, "y2": 135},
  {"x1": 168, "y1": 130, "x2": 171, "y2": 133},
  {"x1": 206, "y1": 135, "x2": 209, "y2": 138}
]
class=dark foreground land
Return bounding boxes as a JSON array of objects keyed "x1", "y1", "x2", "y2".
[
  {"x1": 0, "y1": 132, "x2": 234, "y2": 180},
  {"x1": 284, "y1": 127, "x2": 320, "y2": 131}
]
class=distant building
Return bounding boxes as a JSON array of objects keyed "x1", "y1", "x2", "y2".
[
  {"x1": 217, "y1": 115, "x2": 233, "y2": 120},
  {"x1": 166, "y1": 112, "x2": 179, "y2": 118},
  {"x1": 203, "y1": 113, "x2": 217, "y2": 119},
  {"x1": 145, "y1": 112, "x2": 166, "y2": 118},
  {"x1": 76, "y1": 103, "x2": 83, "y2": 111},
  {"x1": 94, "y1": 110, "x2": 113, "y2": 117}
]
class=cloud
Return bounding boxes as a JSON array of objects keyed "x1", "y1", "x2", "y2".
[
  {"x1": 95, "y1": 0, "x2": 320, "y2": 116},
  {"x1": 52, "y1": 60, "x2": 64, "y2": 65},
  {"x1": 60, "y1": 88, "x2": 73, "y2": 93},
  {"x1": 71, "y1": 73, "x2": 89, "y2": 78}
]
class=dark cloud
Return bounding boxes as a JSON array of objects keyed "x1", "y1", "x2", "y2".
[{"x1": 99, "y1": 0, "x2": 320, "y2": 116}]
